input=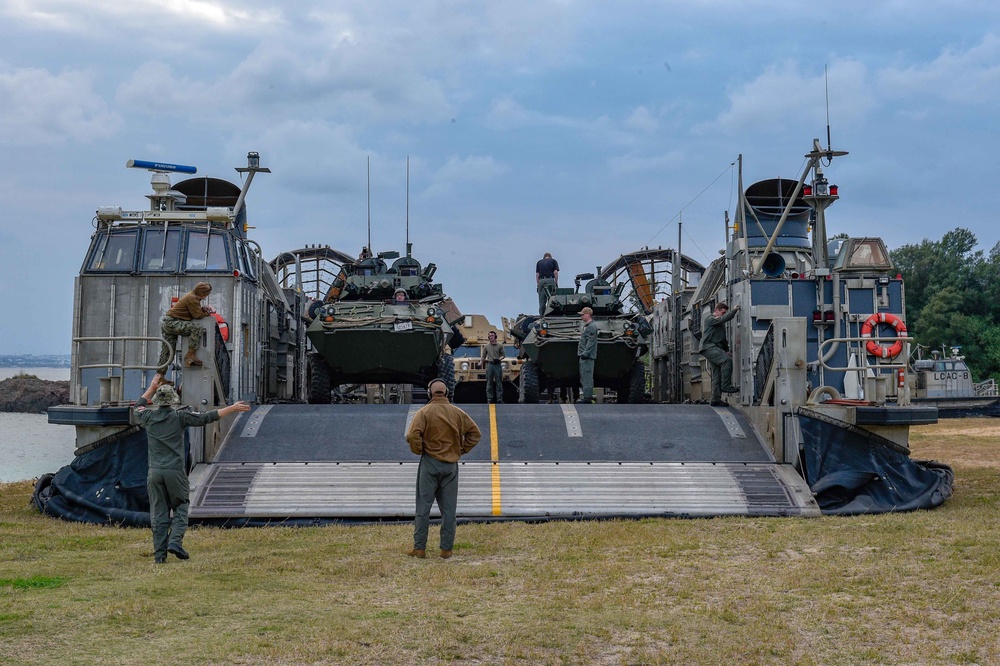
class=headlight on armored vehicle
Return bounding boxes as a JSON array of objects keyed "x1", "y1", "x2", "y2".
[{"x1": 461, "y1": 362, "x2": 470, "y2": 370}]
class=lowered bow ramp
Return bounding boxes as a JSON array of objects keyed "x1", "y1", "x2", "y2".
[{"x1": 188, "y1": 404, "x2": 819, "y2": 521}]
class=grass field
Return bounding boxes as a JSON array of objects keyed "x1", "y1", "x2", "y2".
[{"x1": 1, "y1": 419, "x2": 998, "y2": 665}]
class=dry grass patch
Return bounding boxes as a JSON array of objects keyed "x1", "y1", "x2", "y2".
[{"x1": 1, "y1": 418, "x2": 998, "y2": 665}]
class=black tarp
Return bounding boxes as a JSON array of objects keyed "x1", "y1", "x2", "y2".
[
  {"x1": 800, "y1": 415, "x2": 954, "y2": 514},
  {"x1": 33, "y1": 430, "x2": 151, "y2": 527}
]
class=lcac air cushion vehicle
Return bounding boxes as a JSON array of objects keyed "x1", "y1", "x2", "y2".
[
  {"x1": 304, "y1": 245, "x2": 465, "y2": 403},
  {"x1": 36, "y1": 142, "x2": 950, "y2": 527},
  {"x1": 511, "y1": 272, "x2": 652, "y2": 403}
]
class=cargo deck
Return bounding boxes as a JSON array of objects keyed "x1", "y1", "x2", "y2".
[{"x1": 188, "y1": 404, "x2": 819, "y2": 520}]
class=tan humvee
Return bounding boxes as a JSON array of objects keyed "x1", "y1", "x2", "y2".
[{"x1": 451, "y1": 314, "x2": 523, "y2": 403}]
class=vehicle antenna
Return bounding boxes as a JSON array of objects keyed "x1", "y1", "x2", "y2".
[
  {"x1": 406, "y1": 156, "x2": 410, "y2": 255},
  {"x1": 825, "y1": 64, "x2": 833, "y2": 157},
  {"x1": 367, "y1": 156, "x2": 372, "y2": 252}
]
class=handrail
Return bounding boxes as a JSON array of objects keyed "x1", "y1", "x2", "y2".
[{"x1": 73, "y1": 335, "x2": 173, "y2": 403}]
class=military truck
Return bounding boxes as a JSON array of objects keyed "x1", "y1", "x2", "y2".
[
  {"x1": 511, "y1": 271, "x2": 652, "y2": 403},
  {"x1": 305, "y1": 245, "x2": 464, "y2": 403},
  {"x1": 451, "y1": 314, "x2": 523, "y2": 403}
]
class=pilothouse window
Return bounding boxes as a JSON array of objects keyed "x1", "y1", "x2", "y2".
[
  {"x1": 186, "y1": 230, "x2": 230, "y2": 271},
  {"x1": 141, "y1": 228, "x2": 182, "y2": 272},
  {"x1": 87, "y1": 230, "x2": 138, "y2": 272}
]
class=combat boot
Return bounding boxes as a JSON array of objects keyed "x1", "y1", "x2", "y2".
[
  {"x1": 184, "y1": 351, "x2": 203, "y2": 367},
  {"x1": 439, "y1": 550, "x2": 453, "y2": 559},
  {"x1": 407, "y1": 549, "x2": 426, "y2": 558}
]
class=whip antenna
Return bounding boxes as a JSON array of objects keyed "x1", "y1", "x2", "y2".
[
  {"x1": 367, "y1": 156, "x2": 371, "y2": 252},
  {"x1": 825, "y1": 64, "x2": 832, "y2": 153}
]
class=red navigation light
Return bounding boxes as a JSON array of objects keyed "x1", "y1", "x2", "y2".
[
  {"x1": 812, "y1": 310, "x2": 822, "y2": 321},
  {"x1": 233, "y1": 269, "x2": 240, "y2": 277},
  {"x1": 791, "y1": 272, "x2": 800, "y2": 279},
  {"x1": 830, "y1": 184, "x2": 839, "y2": 196},
  {"x1": 824, "y1": 311, "x2": 835, "y2": 321},
  {"x1": 803, "y1": 185, "x2": 813, "y2": 196}
]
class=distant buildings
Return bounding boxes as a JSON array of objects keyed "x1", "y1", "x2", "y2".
[{"x1": 0, "y1": 355, "x2": 71, "y2": 368}]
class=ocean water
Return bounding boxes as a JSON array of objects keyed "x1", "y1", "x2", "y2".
[{"x1": 0, "y1": 367, "x2": 76, "y2": 483}]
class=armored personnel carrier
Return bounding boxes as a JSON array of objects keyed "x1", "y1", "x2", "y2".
[
  {"x1": 305, "y1": 245, "x2": 464, "y2": 403},
  {"x1": 511, "y1": 271, "x2": 652, "y2": 403}
]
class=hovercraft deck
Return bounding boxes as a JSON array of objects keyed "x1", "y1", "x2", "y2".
[{"x1": 187, "y1": 404, "x2": 819, "y2": 520}]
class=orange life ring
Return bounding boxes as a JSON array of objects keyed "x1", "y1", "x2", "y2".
[
  {"x1": 212, "y1": 312, "x2": 230, "y2": 342},
  {"x1": 860, "y1": 312, "x2": 906, "y2": 358}
]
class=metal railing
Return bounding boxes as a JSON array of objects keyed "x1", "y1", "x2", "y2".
[{"x1": 73, "y1": 335, "x2": 172, "y2": 404}]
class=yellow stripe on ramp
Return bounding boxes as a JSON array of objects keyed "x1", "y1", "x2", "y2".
[{"x1": 489, "y1": 403, "x2": 501, "y2": 516}]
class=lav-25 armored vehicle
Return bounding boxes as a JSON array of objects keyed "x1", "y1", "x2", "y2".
[
  {"x1": 512, "y1": 271, "x2": 651, "y2": 403},
  {"x1": 305, "y1": 244, "x2": 464, "y2": 403}
]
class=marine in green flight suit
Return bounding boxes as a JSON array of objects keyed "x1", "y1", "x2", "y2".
[
  {"x1": 135, "y1": 374, "x2": 250, "y2": 563},
  {"x1": 577, "y1": 307, "x2": 598, "y2": 403},
  {"x1": 699, "y1": 301, "x2": 740, "y2": 405}
]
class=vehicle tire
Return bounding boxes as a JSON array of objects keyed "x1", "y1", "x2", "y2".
[
  {"x1": 437, "y1": 352, "x2": 456, "y2": 396},
  {"x1": 520, "y1": 360, "x2": 540, "y2": 404},
  {"x1": 307, "y1": 353, "x2": 332, "y2": 404},
  {"x1": 625, "y1": 360, "x2": 646, "y2": 404}
]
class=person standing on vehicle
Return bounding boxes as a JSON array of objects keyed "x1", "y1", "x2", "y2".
[
  {"x1": 406, "y1": 378, "x2": 482, "y2": 559},
  {"x1": 535, "y1": 252, "x2": 560, "y2": 316},
  {"x1": 136, "y1": 373, "x2": 251, "y2": 563},
  {"x1": 699, "y1": 301, "x2": 741, "y2": 406},
  {"x1": 481, "y1": 331, "x2": 505, "y2": 404},
  {"x1": 576, "y1": 307, "x2": 598, "y2": 404},
  {"x1": 157, "y1": 282, "x2": 215, "y2": 372}
]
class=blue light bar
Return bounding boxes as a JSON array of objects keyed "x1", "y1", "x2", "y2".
[{"x1": 125, "y1": 159, "x2": 197, "y2": 174}]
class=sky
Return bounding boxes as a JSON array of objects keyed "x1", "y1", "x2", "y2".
[{"x1": 1, "y1": 1, "x2": 998, "y2": 354}]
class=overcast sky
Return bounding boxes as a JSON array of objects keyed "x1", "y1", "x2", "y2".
[{"x1": 1, "y1": 1, "x2": 997, "y2": 354}]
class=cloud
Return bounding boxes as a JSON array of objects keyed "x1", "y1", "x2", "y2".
[
  {"x1": 423, "y1": 155, "x2": 509, "y2": 197},
  {"x1": 0, "y1": 66, "x2": 121, "y2": 145},
  {"x1": 2, "y1": 0, "x2": 282, "y2": 34},
  {"x1": 703, "y1": 59, "x2": 873, "y2": 136},
  {"x1": 876, "y1": 34, "x2": 1000, "y2": 104},
  {"x1": 625, "y1": 106, "x2": 659, "y2": 133},
  {"x1": 608, "y1": 151, "x2": 684, "y2": 175}
]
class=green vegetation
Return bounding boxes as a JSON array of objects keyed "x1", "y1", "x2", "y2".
[
  {"x1": 892, "y1": 228, "x2": 1000, "y2": 381},
  {"x1": 1, "y1": 420, "x2": 998, "y2": 665}
]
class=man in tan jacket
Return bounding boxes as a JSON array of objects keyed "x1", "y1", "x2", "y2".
[
  {"x1": 405, "y1": 378, "x2": 481, "y2": 559},
  {"x1": 157, "y1": 282, "x2": 215, "y2": 371}
]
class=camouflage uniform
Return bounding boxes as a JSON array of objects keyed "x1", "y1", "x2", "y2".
[{"x1": 156, "y1": 318, "x2": 205, "y2": 371}]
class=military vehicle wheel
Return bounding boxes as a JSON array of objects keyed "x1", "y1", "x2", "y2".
[
  {"x1": 620, "y1": 360, "x2": 646, "y2": 404},
  {"x1": 437, "y1": 353, "x2": 456, "y2": 395},
  {"x1": 307, "y1": 354, "x2": 332, "y2": 404},
  {"x1": 520, "y1": 361, "x2": 540, "y2": 404}
]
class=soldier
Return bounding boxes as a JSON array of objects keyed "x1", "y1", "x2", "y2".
[
  {"x1": 535, "y1": 252, "x2": 560, "y2": 315},
  {"x1": 576, "y1": 306, "x2": 598, "y2": 404},
  {"x1": 406, "y1": 378, "x2": 482, "y2": 559},
  {"x1": 157, "y1": 282, "x2": 215, "y2": 372},
  {"x1": 481, "y1": 331, "x2": 505, "y2": 404},
  {"x1": 699, "y1": 301, "x2": 741, "y2": 406},
  {"x1": 136, "y1": 374, "x2": 250, "y2": 563}
]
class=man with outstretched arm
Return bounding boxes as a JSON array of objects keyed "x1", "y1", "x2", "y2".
[{"x1": 135, "y1": 373, "x2": 251, "y2": 564}]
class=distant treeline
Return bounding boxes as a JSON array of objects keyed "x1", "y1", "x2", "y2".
[
  {"x1": 891, "y1": 228, "x2": 1000, "y2": 382},
  {"x1": 0, "y1": 355, "x2": 71, "y2": 368}
]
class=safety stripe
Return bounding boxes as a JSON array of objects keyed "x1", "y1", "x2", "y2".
[
  {"x1": 239, "y1": 404, "x2": 273, "y2": 438},
  {"x1": 560, "y1": 404, "x2": 583, "y2": 437},
  {"x1": 489, "y1": 403, "x2": 502, "y2": 516}
]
